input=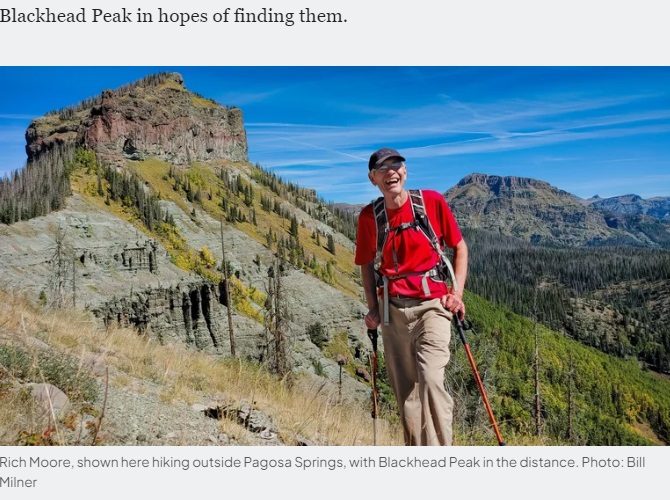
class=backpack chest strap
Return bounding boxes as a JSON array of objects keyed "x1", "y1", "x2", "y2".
[{"x1": 379, "y1": 268, "x2": 441, "y2": 325}]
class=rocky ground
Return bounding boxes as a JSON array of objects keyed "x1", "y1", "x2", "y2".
[{"x1": 88, "y1": 372, "x2": 287, "y2": 447}]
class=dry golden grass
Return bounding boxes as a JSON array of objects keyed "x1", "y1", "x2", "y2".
[
  {"x1": 1, "y1": 291, "x2": 546, "y2": 447},
  {"x1": 631, "y1": 420, "x2": 665, "y2": 446},
  {"x1": 190, "y1": 95, "x2": 220, "y2": 109},
  {"x1": 0, "y1": 290, "x2": 403, "y2": 446},
  {"x1": 0, "y1": 382, "x2": 39, "y2": 444},
  {"x1": 218, "y1": 415, "x2": 251, "y2": 442}
]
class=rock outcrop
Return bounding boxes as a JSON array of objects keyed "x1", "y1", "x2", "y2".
[
  {"x1": 92, "y1": 280, "x2": 263, "y2": 357},
  {"x1": 25, "y1": 72, "x2": 248, "y2": 166}
]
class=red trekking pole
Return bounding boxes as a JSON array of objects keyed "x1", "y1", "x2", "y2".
[
  {"x1": 368, "y1": 328, "x2": 379, "y2": 446},
  {"x1": 454, "y1": 316, "x2": 506, "y2": 446}
]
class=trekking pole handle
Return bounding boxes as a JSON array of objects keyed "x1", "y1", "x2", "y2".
[
  {"x1": 367, "y1": 328, "x2": 378, "y2": 352},
  {"x1": 454, "y1": 315, "x2": 469, "y2": 345}
]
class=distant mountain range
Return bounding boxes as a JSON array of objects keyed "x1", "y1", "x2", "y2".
[
  {"x1": 444, "y1": 173, "x2": 670, "y2": 248},
  {"x1": 584, "y1": 194, "x2": 670, "y2": 221}
]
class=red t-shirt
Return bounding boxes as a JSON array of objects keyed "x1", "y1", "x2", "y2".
[{"x1": 355, "y1": 190, "x2": 462, "y2": 299}]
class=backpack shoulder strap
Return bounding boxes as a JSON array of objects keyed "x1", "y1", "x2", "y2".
[
  {"x1": 408, "y1": 189, "x2": 438, "y2": 245},
  {"x1": 409, "y1": 190, "x2": 459, "y2": 292}
]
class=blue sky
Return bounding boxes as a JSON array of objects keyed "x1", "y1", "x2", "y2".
[{"x1": 1, "y1": 67, "x2": 669, "y2": 204}]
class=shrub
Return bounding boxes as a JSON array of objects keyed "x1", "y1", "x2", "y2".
[
  {"x1": 312, "y1": 359, "x2": 326, "y2": 377},
  {"x1": 307, "y1": 322, "x2": 328, "y2": 349},
  {"x1": 0, "y1": 345, "x2": 99, "y2": 402}
]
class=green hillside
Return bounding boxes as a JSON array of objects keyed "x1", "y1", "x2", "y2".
[
  {"x1": 462, "y1": 228, "x2": 670, "y2": 374},
  {"x1": 68, "y1": 151, "x2": 361, "y2": 303},
  {"x1": 456, "y1": 291, "x2": 670, "y2": 445}
]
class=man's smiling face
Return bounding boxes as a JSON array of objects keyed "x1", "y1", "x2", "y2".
[{"x1": 369, "y1": 159, "x2": 407, "y2": 197}]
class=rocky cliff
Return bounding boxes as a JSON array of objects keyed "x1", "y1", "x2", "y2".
[{"x1": 25, "y1": 72, "x2": 248, "y2": 166}]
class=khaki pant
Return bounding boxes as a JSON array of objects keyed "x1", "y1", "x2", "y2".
[{"x1": 380, "y1": 297, "x2": 453, "y2": 446}]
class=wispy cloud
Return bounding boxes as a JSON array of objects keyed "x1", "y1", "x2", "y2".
[
  {"x1": 0, "y1": 114, "x2": 36, "y2": 120},
  {"x1": 248, "y1": 91, "x2": 667, "y2": 145},
  {"x1": 248, "y1": 94, "x2": 670, "y2": 165},
  {"x1": 214, "y1": 88, "x2": 287, "y2": 106},
  {"x1": 404, "y1": 124, "x2": 670, "y2": 158},
  {"x1": 276, "y1": 137, "x2": 367, "y2": 162},
  {"x1": 385, "y1": 93, "x2": 652, "y2": 130}
]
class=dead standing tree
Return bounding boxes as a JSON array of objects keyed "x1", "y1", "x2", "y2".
[
  {"x1": 220, "y1": 217, "x2": 236, "y2": 357},
  {"x1": 264, "y1": 257, "x2": 290, "y2": 377},
  {"x1": 48, "y1": 226, "x2": 73, "y2": 309},
  {"x1": 567, "y1": 349, "x2": 575, "y2": 442}
]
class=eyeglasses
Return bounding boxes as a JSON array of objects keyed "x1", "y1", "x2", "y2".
[{"x1": 374, "y1": 161, "x2": 405, "y2": 173}]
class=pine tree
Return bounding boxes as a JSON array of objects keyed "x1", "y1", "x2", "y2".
[
  {"x1": 290, "y1": 215, "x2": 299, "y2": 239},
  {"x1": 327, "y1": 233, "x2": 336, "y2": 255}
]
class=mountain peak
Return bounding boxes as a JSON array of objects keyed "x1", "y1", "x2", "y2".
[
  {"x1": 446, "y1": 173, "x2": 624, "y2": 246},
  {"x1": 455, "y1": 172, "x2": 569, "y2": 198},
  {"x1": 445, "y1": 173, "x2": 670, "y2": 246},
  {"x1": 590, "y1": 193, "x2": 670, "y2": 222},
  {"x1": 25, "y1": 72, "x2": 248, "y2": 166}
]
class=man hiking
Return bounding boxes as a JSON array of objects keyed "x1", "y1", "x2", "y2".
[{"x1": 355, "y1": 147, "x2": 468, "y2": 446}]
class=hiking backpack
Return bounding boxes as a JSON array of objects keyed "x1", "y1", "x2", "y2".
[{"x1": 372, "y1": 189, "x2": 459, "y2": 296}]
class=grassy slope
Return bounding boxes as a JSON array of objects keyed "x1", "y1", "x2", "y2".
[{"x1": 70, "y1": 156, "x2": 362, "y2": 320}]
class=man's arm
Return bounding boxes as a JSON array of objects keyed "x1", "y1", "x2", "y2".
[
  {"x1": 452, "y1": 238, "x2": 468, "y2": 299},
  {"x1": 442, "y1": 237, "x2": 468, "y2": 318},
  {"x1": 361, "y1": 263, "x2": 380, "y2": 329}
]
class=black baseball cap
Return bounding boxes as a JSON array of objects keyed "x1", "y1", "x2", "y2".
[{"x1": 368, "y1": 148, "x2": 406, "y2": 171}]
